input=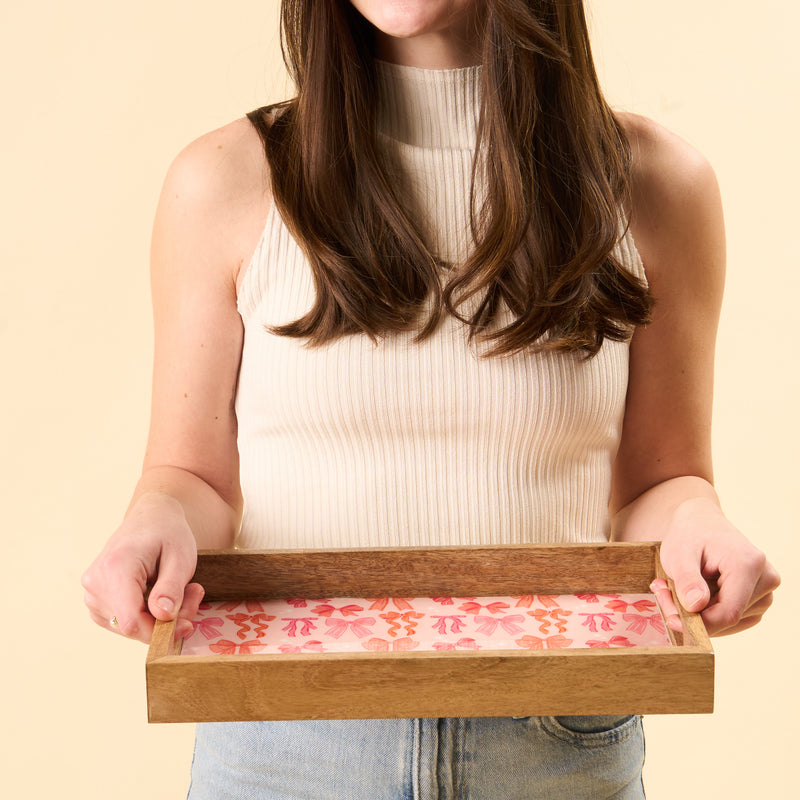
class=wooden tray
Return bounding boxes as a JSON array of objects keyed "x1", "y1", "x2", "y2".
[{"x1": 146, "y1": 543, "x2": 713, "y2": 722}]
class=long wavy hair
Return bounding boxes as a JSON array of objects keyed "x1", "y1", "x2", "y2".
[{"x1": 247, "y1": 0, "x2": 652, "y2": 356}]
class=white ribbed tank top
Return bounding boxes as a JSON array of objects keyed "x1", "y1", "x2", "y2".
[{"x1": 234, "y1": 62, "x2": 645, "y2": 550}]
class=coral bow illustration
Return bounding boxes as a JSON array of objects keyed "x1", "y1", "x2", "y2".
[
  {"x1": 363, "y1": 637, "x2": 420, "y2": 652},
  {"x1": 368, "y1": 598, "x2": 413, "y2": 611},
  {"x1": 623, "y1": 613, "x2": 666, "y2": 635},
  {"x1": 474, "y1": 614, "x2": 526, "y2": 636},
  {"x1": 514, "y1": 634, "x2": 573, "y2": 650},
  {"x1": 209, "y1": 639, "x2": 267, "y2": 655},
  {"x1": 431, "y1": 615, "x2": 467, "y2": 635},
  {"x1": 459, "y1": 600, "x2": 510, "y2": 615},
  {"x1": 324, "y1": 617, "x2": 376, "y2": 639},
  {"x1": 186, "y1": 616, "x2": 223, "y2": 641},
  {"x1": 513, "y1": 594, "x2": 559, "y2": 609},
  {"x1": 586, "y1": 636, "x2": 635, "y2": 648},
  {"x1": 278, "y1": 641, "x2": 326, "y2": 654},
  {"x1": 579, "y1": 612, "x2": 616, "y2": 633},
  {"x1": 312, "y1": 603, "x2": 364, "y2": 618},
  {"x1": 605, "y1": 598, "x2": 656, "y2": 613},
  {"x1": 281, "y1": 617, "x2": 319, "y2": 637},
  {"x1": 432, "y1": 638, "x2": 481, "y2": 651}
]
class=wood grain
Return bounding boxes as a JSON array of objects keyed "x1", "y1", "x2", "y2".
[
  {"x1": 653, "y1": 554, "x2": 713, "y2": 651},
  {"x1": 147, "y1": 646, "x2": 713, "y2": 722},
  {"x1": 146, "y1": 615, "x2": 179, "y2": 662},
  {"x1": 191, "y1": 542, "x2": 658, "y2": 600}
]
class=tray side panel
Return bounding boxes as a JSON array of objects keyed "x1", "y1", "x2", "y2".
[
  {"x1": 193, "y1": 544, "x2": 658, "y2": 600},
  {"x1": 147, "y1": 648, "x2": 713, "y2": 723}
]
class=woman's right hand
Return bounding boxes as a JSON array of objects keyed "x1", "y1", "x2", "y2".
[
  {"x1": 82, "y1": 492, "x2": 204, "y2": 644},
  {"x1": 82, "y1": 120, "x2": 268, "y2": 643}
]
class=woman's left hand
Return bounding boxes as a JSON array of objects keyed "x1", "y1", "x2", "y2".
[
  {"x1": 648, "y1": 500, "x2": 779, "y2": 636},
  {"x1": 610, "y1": 119, "x2": 780, "y2": 638}
]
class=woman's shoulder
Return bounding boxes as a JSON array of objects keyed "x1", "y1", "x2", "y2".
[
  {"x1": 617, "y1": 112, "x2": 718, "y2": 206},
  {"x1": 156, "y1": 117, "x2": 272, "y2": 288},
  {"x1": 166, "y1": 117, "x2": 271, "y2": 213},
  {"x1": 616, "y1": 112, "x2": 724, "y2": 285}
]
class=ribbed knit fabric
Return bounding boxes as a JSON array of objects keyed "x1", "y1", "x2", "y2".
[{"x1": 234, "y1": 62, "x2": 646, "y2": 550}]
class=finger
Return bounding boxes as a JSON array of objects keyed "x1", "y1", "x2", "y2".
[
  {"x1": 707, "y1": 612, "x2": 764, "y2": 637},
  {"x1": 704, "y1": 586, "x2": 776, "y2": 636},
  {"x1": 649, "y1": 579, "x2": 683, "y2": 632},
  {"x1": 87, "y1": 607, "x2": 155, "y2": 642},
  {"x1": 748, "y1": 561, "x2": 781, "y2": 603},
  {"x1": 89, "y1": 610, "x2": 116, "y2": 631},
  {"x1": 657, "y1": 535, "x2": 715, "y2": 614},
  {"x1": 86, "y1": 561, "x2": 155, "y2": 642},
  {"x1": 174, "y1": 583, "x2": 205, "y2": 640},
  {"x1": 661, "y1": 560, "x2": 711, "y2": 614},
  {"x1": 148, "y1": 542, "x2": 197, "y2": 622},
  {"x1": 701, "y1": 552, "x2": 766, "y2": 633}
]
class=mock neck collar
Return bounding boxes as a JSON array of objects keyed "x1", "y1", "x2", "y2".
[{"x1": 375, "y1": 60, "x2": 481, "y2": 149}]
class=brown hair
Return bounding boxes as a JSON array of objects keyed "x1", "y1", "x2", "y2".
[{"x1": 247, "y1": 0, "x2": 652, "y2": 356}]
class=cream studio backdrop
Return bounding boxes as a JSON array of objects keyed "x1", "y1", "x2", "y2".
[{"x1": 0, "y1": 2, "x2": 795, "y2": 798}]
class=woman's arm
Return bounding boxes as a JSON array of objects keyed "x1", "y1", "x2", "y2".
[
  {"x1": 610, "y1": 114, "x2": 779, "y2": 636},
  {"x1": 82, "y1": 119, "x2": 269, "y2": 643}
]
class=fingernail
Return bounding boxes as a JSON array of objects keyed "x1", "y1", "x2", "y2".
[
  {"x1": 156, "y1": 597, "x2": 174, "y2": 614},
  {"x1": 685, "y1": 589, "x2": 704, "y2": 608}
]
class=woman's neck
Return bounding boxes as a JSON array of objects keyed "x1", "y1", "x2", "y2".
[{"x1": 374, "y1": 28, "x2": 481, "y2": 69}]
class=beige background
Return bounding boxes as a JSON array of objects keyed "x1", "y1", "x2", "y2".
[{"x1": 1, "y1": 1, "x2": 796, "y2": 797}]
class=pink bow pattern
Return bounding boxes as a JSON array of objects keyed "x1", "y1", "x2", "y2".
[
  {"x1": 278, "y1": 641, "x2": 326, "y2": 654},
  {"x1": 515, "y1": 634, "x2": 573, "y2": 650},
  {"x1": 324, "y1": 617, "x2": 376, "y2": 639},
  {"x1": 474, "y1": 614, "x2": 526, "y2": 636},
  {"x1": 180, "y1": 593, "x2": 672, "y2": 656},
  {"x1": 363, "y1": 637, "x2": 420, "y2": 652},
  {"x1": 579, "y1": 612, "x2": 616, "y2": 633},
  {"x1": 431, "y1": 615, "x2": 468, "y2": 635},
  {"x1": 368, "y1": 598, "x2": 413, "y2": 611},
  {"x1": 432, "y1": 638, "x2": 481, "y2": 651},
  {"x1": 281, "y1": 617, "x2": 319, "y2": 637}
]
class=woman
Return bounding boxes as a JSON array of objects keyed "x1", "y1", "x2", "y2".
[{"x1": 82, "y1": 1, "x2": 779, "y2": 797}]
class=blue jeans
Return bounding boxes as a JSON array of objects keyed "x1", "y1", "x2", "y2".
[{"x1": 187, "y1": 716, "x2": 645, "y2": 799}]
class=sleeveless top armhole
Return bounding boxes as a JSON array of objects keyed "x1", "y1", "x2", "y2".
[
  {"x1": 616, "y1": 221, "x2": 648, "y2": 287},
  {"x1": 237, "y1": 209, "x2": 275, "y2": 323}
]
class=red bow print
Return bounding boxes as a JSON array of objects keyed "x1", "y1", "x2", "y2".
[
  {"x1": 604, "y1": 598, "x2": 656, "y2": 613},
  {"x1": 579, "y1": 612, "x2": 616, "y2": 633},
  {"x1": 187, "y1": 616, "x2": 223, "y2": 640},
  {"x1": 515, "y1": 634, "x2": 573, "y2": 650},
  {"x1": 513, "y1": 595, "x2": 559, "y2": 609},
  {"x1": 363, "y1": 637, "x2": 420, "y2": 652},
  {"x1": 368, "y1": 598, "x2": 413, "y2": 611},
  {"x1": 459, "y1": 600, "x2": 510, "y2": 615},
  {"x1": 431, "y1": 615, "x2": 467, "y2": 635},
  {"x1": 431, "y1": 597, "x2": 476, "y2": 605},
  {"x1": 586, "y1": 636, "x2": 635, "y2": 648},
  {"x1": 278, "y1": 641, "x2": 326, "y2": 654},
  {"x1": 324, "y1": 617, "x2": 376, "y2": 639},
  {"x1": 281, "y1": 617, "x2": 318, "y2": 637},
  {"x1": 226, "y1": 613, "x2": 254, "y2": 641},
  {"x1": 380, "y1": 611, "x2": 424, "y2": 637},
  {"x1": 209, "y1": 639, "x2": 267, "y2": 655},
  {"x1": 216, "y1": 599, "x2": 266, "y2": 613},
  {"x1": 432, "y1": 638, "x2": 481, "y2": 651},
  {"x1": 474, "y1": 614, "x2": 525, "y2": 636},
  {"x1": 312, "y1": 603, "x2": 364, "y2": 618},
  {"x1": 575, "y1": 593, "x2": 620, "y2": 604},
  {"x1": 623, "y1": 613, "x2": 666, "y2": 635}
]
